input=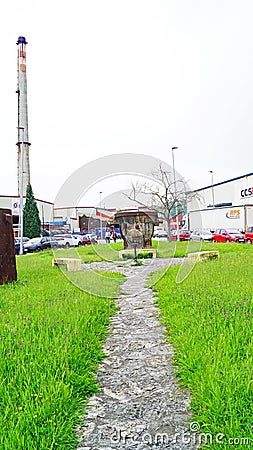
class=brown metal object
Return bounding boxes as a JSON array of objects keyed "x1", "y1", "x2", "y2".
[
  {"x1": 114, "y1": 209, "x2": 158, "y2": 249},
  {"x1": 0, "y1": 209, "x2": 17, "y2": 285}
]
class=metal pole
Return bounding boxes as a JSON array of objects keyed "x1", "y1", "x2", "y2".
[
  {"x1": 42, "y1": 204, "x2": 45, "y2": 234},
  {"x1": 172, "y1": 146, "x2": 179, "y2": 241},
  {"x1": 209, "y1": 170, "x2": 214, "y2": 206},
  {"x1": 99, "y1": 191, "x2": 102, "y2": 239},
  {"x1": 18, "y1": 127, "x2": 25, "y2": 255},
  {"x1": 133, "y1": 243, "x2": 137, "y2": 263}
]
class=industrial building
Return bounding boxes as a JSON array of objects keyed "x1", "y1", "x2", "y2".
[
  {"x1": 187, "y1": 172, "x2": 253, "y2": 232},
  {"x1": 53, "y1": 206, "x2": 116, "y2": 234},
  {"x1": 0, "y1": 195, "x2": 54, "y2": 237},
  {"x1": 0, "y1": 194, "x2": 118, "y2": 237}
]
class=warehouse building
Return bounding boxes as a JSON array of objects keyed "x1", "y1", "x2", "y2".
[
  {"x1": 187, "y1": 172, "x2": 253, "y2": 232},
  {"x1": 0, "y1": 195, "x2": 54, "y2": 236}
]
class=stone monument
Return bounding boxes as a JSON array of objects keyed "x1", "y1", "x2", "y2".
[{"x1": 114, "y1": 209, "x2": 158, "y2": 259}]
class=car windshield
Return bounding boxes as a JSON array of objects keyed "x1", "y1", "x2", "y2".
[
  {"x1": 202, "y1": 231, "x2": 211, "y2": 235},
  {"x1": 227, "y1": 229, "x2": 241, "y2": 234}
]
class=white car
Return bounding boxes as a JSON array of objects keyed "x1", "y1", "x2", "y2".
[
  {"x1": 54, "y1": 234, "x2": 81, "y2": 248},
  {"x1": 153, "y1": 229, "x2": 168, "y2": 238},
  {"x1": 190, "y1": 230, "x2": 213, "y2": 242}
]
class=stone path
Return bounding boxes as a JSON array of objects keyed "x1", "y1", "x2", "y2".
[{"x1": 77, "y1": 258, "x2": 197, "y2": 449}]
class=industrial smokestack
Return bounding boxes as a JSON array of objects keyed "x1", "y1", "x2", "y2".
[{"x1": 16, "y1": 36, "x2": 31, "y2": 196}]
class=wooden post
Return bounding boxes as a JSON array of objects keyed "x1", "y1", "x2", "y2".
[{"x1": 0, "y1": 209, "x2": 17, "y2": 285}]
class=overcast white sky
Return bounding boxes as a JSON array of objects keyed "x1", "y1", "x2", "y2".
[{"x1": 1, "y1": 0, "x2": 253, "y2": 206}]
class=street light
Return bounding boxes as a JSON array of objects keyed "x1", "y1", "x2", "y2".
[
  {"x1": 209, "y1": 170, "x2": 215, "y2": 206},
  {"x1": 172, "y1": 146, "x2": 179, "y2": 241},
  {"x1": 99, "y1": 191, "x2": 102, "y2": 239},
  {"x1": 18, "y1": 126, "x2": 25, "y2": 255}
]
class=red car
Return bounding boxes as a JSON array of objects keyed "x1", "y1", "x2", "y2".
[
  {"x1": 212, "y1": 228, "x2": 244, "y2": 243},
  {"x1": 81, "y1": 234, "x2": 98, "y2": 245},
  {"x1": 245, "y1": 226, "x2": 253, "y2": 244},
  {"x1": 170, "y1": 229, "x2": 191, "y2": 241}
]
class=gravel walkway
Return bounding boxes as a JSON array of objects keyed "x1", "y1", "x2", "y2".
[{"x1": 77, "y1": 258, "x2": 197, "y2": 449}]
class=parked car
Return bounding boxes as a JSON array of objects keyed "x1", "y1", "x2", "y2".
[
  {"x1": 14, "y1": 237, "x2": 30, "y2": 255},
  {"x1": 190, "y1": 230, "x2": 213, "y2": 242},
  {"x1": 212, "y1": 228, "x2": 245, "y2": 243},
  {"x1": 72, "y1": 235, "x2": 84, "y2": 246},
  {"x1": 41, "y1": 229, "x2": 52, "y2": 237},
  {"x1": 245, "y1": 226, "x2": 253, "y2": 244},
  {"x1": 153, "y1": 229, "x2": 168, "y2": 238},
  {"x1": 170, "y1": 230, "x2": 191, "y2": 241},
  {"x1": 81, "y1": 233, "x2": 98, "y2": 245},
  {"x1": 54, "y1": 234, "x2": 81, "y2": 248},
  {"x1": 24, "y1": 236, "x2": 59, "y2": 253}
]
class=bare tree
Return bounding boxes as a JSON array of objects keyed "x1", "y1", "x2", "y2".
[{"x1": 123, "y1": 163, "x2": 190, "y2": 240}]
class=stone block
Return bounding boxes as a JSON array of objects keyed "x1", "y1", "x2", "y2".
[
  {"x1": 188, "y1": 250, "x2": 219, "y2": 263},
  {"x1": 52, "y1": 257, "x2": 82, "y2": 271},
  {"x1": 119, "y1": 248, "x2": 156, "y2": 259}
]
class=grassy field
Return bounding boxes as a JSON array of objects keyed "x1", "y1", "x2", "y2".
[
  {"x1": 0, "y1": 249, "x2": 124, "y2": 449},
  {"x1": 77, "y1": 241, "x2": 124, "y2": 262},
  {"x1": 149, "y1": 242, "x2": 253, "y2": 448},
  {"x1": 2, "y1": 241, "x2": 253, "y2": 448},
  {"x1": 54, "y1": 237, "x2": 227, "y2": 263}
]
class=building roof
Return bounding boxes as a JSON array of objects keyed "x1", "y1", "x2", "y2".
[
  {"x1": 0, "y1": 195, "x2": 53, "y2": 205},
  {"x1": 192, "y1": 172, "x2": 253, "y2": 193}
]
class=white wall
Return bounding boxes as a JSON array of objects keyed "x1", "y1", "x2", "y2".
[
  {"x1": 0, "y1": 195, "x2": 54, "y2": 222},
  {"x1": 188, "y1": 173, "x2": 253, "y2": 212}
]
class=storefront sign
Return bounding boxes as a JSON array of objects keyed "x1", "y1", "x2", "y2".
[
  {"x1": 226, "y1": 209, "x2": 241, "y2": 219},
  {"x1": 241, "y1": 187, "x2": 253, "y2": 198},
  {"x1": 12, "y1": 200, "x2": 20, "y2": 215},
  {"x1": 12, "y1": 199, "x2": 26, "y2": 215}
]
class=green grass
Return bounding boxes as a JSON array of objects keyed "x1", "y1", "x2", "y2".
[
  {"x1": 150, "y1": 243, "x2": 253, "y2": 448},
  {"x1": 0, "y1": 250, "x2": 124, "y2": 449},
  {"x1": 54, "y1": 239, "x2": 219, "y2": 262},
  {"x1": 51, "y1": 242, "x2": 124, "y2": 264},
  {"x1": 50, "y1": 244, "x2": 125, "y2": 296},
  {"x1": 153, "y1": 239, "x2": 253, "y2": 258},
  {"x1": 3, "y1": 241, "x2": 252, "y2": 448},
  {"x1": 78, "y1": 242, "x2": 124, "y2": 262}
]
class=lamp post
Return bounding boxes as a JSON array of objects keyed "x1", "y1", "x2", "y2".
[
  {"x1": 42, "y1": 204, "x2": 45, "y2": 235},
  {"x1": 99, "y1": 191, "x2": 102, "y2": 239},
  {"x1": 172, "y1": 146, "x2": 179, "y2": 241},
  {"x1": 18, "y1": 126, "x2": 25, "y2": 255},
  {"x1": 209, "y1": 170, "x2": 214, "y2": 206}
]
